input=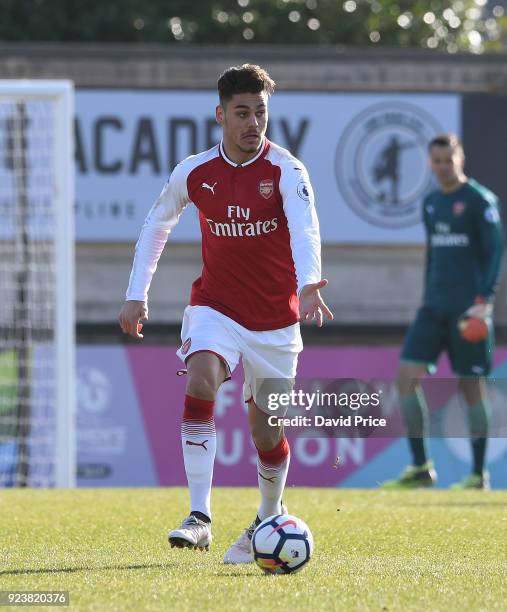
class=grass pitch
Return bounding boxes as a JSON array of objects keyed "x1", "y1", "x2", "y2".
[{"x1": 1, "y1": 487, "x2": 506, "y2": 611}]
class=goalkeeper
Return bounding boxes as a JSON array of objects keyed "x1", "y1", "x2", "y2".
[{"x1": 382, "y1": 133, "x2": 503, "y2": 490}]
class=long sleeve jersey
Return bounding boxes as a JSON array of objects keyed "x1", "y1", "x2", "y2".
[
  {"x1": 126, "y1": 138, "x2": 322, "y2": 331},
  {"x1": 422, "y1": 178, "x2": 503, "y2": 311}
]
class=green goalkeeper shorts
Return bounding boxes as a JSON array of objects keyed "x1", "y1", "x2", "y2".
[{"x1": 401, "y1": 305, "x2": 494, "y2": 376}]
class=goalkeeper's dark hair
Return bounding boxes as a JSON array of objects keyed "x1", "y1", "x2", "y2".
[
  {"x1": 429, "y1": 133, "x2": 464, "y2": 154},
  {"x1": 217, "y1": 64, "x2": 275, "y2": 106}
]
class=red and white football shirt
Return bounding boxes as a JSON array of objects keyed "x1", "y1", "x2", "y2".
[{"x1": 126, "y1": 138, "x2": 321, "y2": 331}]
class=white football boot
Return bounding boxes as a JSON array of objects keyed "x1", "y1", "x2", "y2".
[
  {"x1": 168, "y1": 514, "x2": 212, "y2": 551},
  {"x1": 223, "y1": 503, "x2": 287, "y2": 564}
]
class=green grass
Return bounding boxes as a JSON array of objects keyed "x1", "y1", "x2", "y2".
[{"x1": 1, "y1": 488, "x2": 506, "y2": 611}]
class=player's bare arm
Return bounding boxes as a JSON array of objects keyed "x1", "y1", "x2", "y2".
[{"x1": 299, "y1": 279, "x2": 334, "y2": 327}]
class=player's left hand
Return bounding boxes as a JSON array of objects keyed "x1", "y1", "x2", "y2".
[
  {"x1": 465, "y1": 302, "x2": 493, "y2": 320},
  {"x1": 299, "y1": 279, "x2": 334, "y2": 327}
]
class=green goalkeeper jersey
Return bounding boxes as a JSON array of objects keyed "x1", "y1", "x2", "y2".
[{"x1": 422, "y1": 178, "x2": 503, "y2": 311}]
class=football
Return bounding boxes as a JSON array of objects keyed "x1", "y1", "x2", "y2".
[{"x1": 252, "y1": 513, "x2": 314, "y2": 574}]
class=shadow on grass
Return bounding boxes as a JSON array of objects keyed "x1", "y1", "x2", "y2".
[{"x1": 0, "y1": 563, "x2": 171, "y2": 576}]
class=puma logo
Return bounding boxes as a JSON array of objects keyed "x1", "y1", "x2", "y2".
[
  {"x1": 202, "y1": 182, "x2": 217, "y2": 195},
  {"x1": 186, "y1": 439, "x2": 209, "y2": 451},
  {"x1": 258, "y1": 472, "x2": 276, "y2": 483}
]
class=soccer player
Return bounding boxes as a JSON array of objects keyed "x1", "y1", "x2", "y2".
[
  {"x1": 382, "y1": 133, "x2": 503, "y2": 490},
  {"x1": 118, "y1": 65, "x2": 333, "y2": 560}
]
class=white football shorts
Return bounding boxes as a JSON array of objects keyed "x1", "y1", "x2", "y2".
[{"x1": 176, "y1": 305, "x2": 303, "y2": 414}]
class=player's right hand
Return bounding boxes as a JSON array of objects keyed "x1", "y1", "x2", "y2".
[{"x1": 118, "y1": 300, "x2": 148, "y2": 339}]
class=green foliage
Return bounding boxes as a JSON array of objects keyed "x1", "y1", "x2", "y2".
[{"x1": 0, "y1": 0, "x2": 505, "y2": 52}]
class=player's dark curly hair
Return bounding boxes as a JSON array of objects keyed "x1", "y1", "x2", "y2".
[{"x1": 217, "y1": 64, "x2": 275, "y2": 105}]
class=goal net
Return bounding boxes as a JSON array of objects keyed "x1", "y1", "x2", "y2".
[{"x1": 0, "y1": 81, "x2": 75, "y2": 487}]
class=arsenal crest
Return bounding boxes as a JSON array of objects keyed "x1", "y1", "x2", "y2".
[
  {"x1": 259, "y1": 179, "x2": 274, "y2": 199},
  {"x1": 453, "y1": 201, "x2": 466, "y2": 216},
  {"x1": 181, "y1": 337, "x2": 191, "y2": 355}
]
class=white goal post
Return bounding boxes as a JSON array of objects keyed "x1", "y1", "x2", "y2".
[{"x1": 0, "y1": 80, "x2": 75, "y2": 487}]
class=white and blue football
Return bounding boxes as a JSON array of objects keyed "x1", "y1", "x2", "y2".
[{"x1": 252, "y1": 513, "x2": 313, "y2": 574}]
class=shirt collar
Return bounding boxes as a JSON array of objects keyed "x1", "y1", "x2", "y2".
[{"x1": 219, "y1": 138, "x2": 268, "y2": 168}]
